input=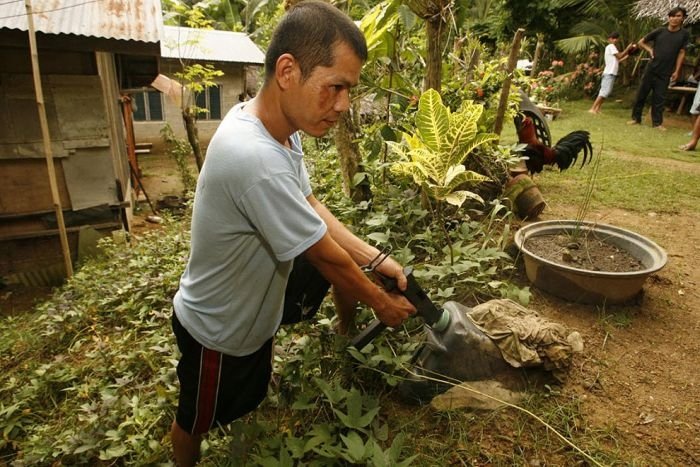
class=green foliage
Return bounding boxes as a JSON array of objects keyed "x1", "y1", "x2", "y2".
[
  {"x1": 0, "y1": 223, "x2": 187, "y2": 463},
  {"x1": 160, "y1": 123, "x2": 196, "y2": 193},
  {"x1": 175, "y1": 63, "x2": 225, "y2": 117},
  {"x1": 360, "y1": 0, "x2": 401, "y2": 63},
  {"x1": 443, "y1": 55, "x2": 529, "y2": 129},
  {"x1": 389, "y1": 89, "x2": 496, "y2": 208}
]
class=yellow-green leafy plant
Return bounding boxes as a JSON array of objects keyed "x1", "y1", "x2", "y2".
[{"x1": 389, "y1": 88, "x2": 498, "y2": 263}]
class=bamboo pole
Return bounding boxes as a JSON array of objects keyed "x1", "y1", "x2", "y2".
[
  {"x1": 493, "y1": 28, "x2": 525, "y2": 137},
  {"x1": 24, "y1": 0, "x2": 73, "y2": 278}
]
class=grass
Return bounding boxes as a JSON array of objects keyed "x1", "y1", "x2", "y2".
[{"x1": 502, "y1": 93, "x2": 700, "y2": 214}]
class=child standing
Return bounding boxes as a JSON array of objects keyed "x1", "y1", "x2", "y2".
[{"x1": 589, "y1": 32, "x2": 636, "y2": 114}]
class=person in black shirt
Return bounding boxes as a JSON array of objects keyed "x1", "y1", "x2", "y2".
[{"x1": 628, "y1": 7, "x2": 689, "y2": 130}]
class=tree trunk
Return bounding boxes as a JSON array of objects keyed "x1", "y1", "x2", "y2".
[
  {"x1": 425, "y1": 17, "x2": 444, "y2": 92},
  {"x1": 182, "y1": 108, "x2": 204, "y2": 172},
  {"x1": 493, "y1": 28, "x2": 525, "y2": 136},
  {"x1": 466, "y1": 47, "x2": 481, "y2": 82},
  {"x1": 334, "y1": 106, "x2": 371, "y2": 203},
  {"x1": 531, "y1": 34, "x2": 544, "y2": 77}
]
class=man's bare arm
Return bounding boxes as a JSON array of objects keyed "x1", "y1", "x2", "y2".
[
  {"x1": 672, "y1": 49, "x2": 686, "y2": 82},
  {"x1": 303, "y1": 232, "x2": 414, "y2": 328},
  {"x1": 307, "y1": 194, "x2": 408, "y2": 291}
]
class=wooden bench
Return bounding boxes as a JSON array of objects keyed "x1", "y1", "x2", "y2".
[
  {"x1": 536, "y1": 105, "x2": 562, "y2": 120},
  {"x1": 667, "y1": 86, "x2": 697, "y2": 114}
]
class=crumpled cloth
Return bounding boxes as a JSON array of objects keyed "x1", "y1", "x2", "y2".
[{"x1": 466, "y1": 299, "x2": 583, "y2": 380}]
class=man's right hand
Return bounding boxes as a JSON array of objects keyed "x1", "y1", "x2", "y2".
[{"x1": 374, "y1": 290, "x2": 415, "y2": 328}]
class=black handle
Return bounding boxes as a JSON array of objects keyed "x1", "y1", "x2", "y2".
[
  {"x1": 350, "y1": 320, "x2": 387, "y2": 350},
  {"x1": 349, "y1": 270, "x2": 397, "y2": 350},
  {"x1": 350, "y1": 266, "x2": 443, "y2": 350}
]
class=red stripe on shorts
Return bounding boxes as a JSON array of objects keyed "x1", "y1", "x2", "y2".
[{"x1": 192, "y1": 347, "x2": 222, "y2": 434}]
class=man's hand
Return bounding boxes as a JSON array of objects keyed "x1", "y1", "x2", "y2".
[
  {"x1": 373, "y1": 255, "x2": 408, "y2": 291},
  {"x1": 671, "y1": 71, "x2": 680, "y2": 83},
  {"x1": 375, "y1": 291, "x2": 415, "y2": 328}
]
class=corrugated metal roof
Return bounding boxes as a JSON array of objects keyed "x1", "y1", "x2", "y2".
[
  {"x1": 161, "y1": 25, "x2": 264, "y2": 65},
  {"x1": 0, "y1": 0, "x2": 162, "y2": 44}
]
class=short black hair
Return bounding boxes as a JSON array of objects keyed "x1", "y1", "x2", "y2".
[
  {"x1": 668, "y1": 7, "x2": 687, "y2": 18},
  {"x1": 608, "y1": 31, "x2": 620, "y2": 39},
  {"x1": 264, "y1": 1, "x2": 368, "y2": 81}
]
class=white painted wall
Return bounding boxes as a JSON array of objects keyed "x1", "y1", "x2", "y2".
[{"x1": 133, "y1": 59, "x2": 262, "y2": 152}]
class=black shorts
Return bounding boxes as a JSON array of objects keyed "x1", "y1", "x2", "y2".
[{"x1": 173, "y1": 255, "x2": 330, "y2": 435}]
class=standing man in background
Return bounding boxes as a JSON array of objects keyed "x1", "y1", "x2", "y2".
[
  {"x1": 588, "y1": 32, "x2": 636, "y2": 114},
  {"x1": 169, "y1": 2, "x2": 415, "y2": 465},
  {"x1": 627, "y1": 6, "x2": 689, "y2": 130}
]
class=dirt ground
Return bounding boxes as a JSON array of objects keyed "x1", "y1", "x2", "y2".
[
  {"x1": 1, "y1": 151, "x2": 698, "y2": 464},
  {"x1": 527, "y1": 198, "x2": 700, "y2": 464}
]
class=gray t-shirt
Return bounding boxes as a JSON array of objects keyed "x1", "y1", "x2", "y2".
[{"x1": 173, "y1": 103, "x2": 327, "y2": 356}]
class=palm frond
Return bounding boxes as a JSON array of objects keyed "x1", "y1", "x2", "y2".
[{"x1": 555, "y1": 35, "x2": 603, "y2": 55}]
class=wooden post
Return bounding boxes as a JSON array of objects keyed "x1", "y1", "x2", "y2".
[
  {"x1": 531, "y1": 33, "x2": 544, "y2": 77},
  {"x1": 493, "y1": 28, "x2": 525, "y2": 137},
  {"x1": 25, "y1": 0, "x2": 73, "y2": 278}
]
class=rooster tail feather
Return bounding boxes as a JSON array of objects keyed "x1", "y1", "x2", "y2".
[
  {"x1": 580, "y1": 138, "x2": 593, "y2": 168},
  {"x1": 553, "y1": 131, "x2": 593, "y2": 171}
]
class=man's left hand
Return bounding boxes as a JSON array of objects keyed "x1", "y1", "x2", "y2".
[{"x1": 374, "y1": 256, "x2": 408, "y2": 291}]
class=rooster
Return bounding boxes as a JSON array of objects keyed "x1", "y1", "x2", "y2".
[{"x1": 514, "y1": 113, "x2": 593, "y2": 174}]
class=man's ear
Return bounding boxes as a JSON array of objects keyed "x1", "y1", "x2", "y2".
[{"x1": 276, "y1": 53, "x2": 299, "y2": 90}]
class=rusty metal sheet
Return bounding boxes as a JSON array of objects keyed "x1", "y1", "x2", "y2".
[{"x1": 0, "y1": 0, "x2": 162, "y2": 44}]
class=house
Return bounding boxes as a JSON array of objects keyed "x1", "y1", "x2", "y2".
[
  {"x1": 132, "y1": 25, "x2": 265, "y2": 151},
  {"x1": 0, "y1": 0, "x2": 163, "y2": 283}
]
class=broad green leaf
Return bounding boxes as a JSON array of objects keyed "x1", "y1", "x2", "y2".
[
  {"x1": 444, "y1": 170, "x2": 490, "y2": 192},
  {"x1": 365, "y1": 214, "x2": 389, "y2": 227},
  {"x1": 444, "y1": 164, "x2": 466, "y2": 185},
  {"x1": 416, "y1": 89, "x2": 449, "y2": 152},
  {"x1": 332, "y1": 388, "x2": 380, "y2": 429},
  {"x1": 99, "y1": 444, "x2": 128, "y2": 460},
  {"x1": 304, "y1": 424, "x2": 333, "y2": 452},
  {"x1": 352, "y1": 172, "x2": 369, "y2": 187},
  {"x1": 360, "y1": 0, "x2": 399, "y2": 61},
  {"x1": 366, "y1": 232, "x2": 390, "y2": 244},
  {"x1": 284, "y1": 436, "x2": 307, "y2": 459},
  {"x1": 340, "y1": 431, "x2": 366, "y2": 462},
  {"x1": 444, "y1": 191, "x2": 468, "y2": 207}
]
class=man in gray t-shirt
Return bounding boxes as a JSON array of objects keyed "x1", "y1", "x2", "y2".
[{"x1": 170, "y1": 2, "x2": 416, "y2": 464}]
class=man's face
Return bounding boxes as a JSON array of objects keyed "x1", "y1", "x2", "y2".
[
  {"x1": 283, "y1": 42, "x2": 363, "y2": 138},
  {"x1": 668, "y1": 11, "x2": 686, "y2": 28}
]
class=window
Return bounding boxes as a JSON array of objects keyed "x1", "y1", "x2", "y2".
[
  {"x1": 194, "y1": 84, "x2": 222, "y2": 120},
  {"x1": 132, "y1": 91, "x2": 164, "y2": 121}
]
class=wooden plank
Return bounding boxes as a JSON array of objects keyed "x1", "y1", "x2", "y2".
[
  {"x1": 667, "y1": 86, "x2": 697, "y2": 114},
  {"x1": 0, "y1": 222, "x2": 121, "y2": 241},
  {"x1": 0, "y1": 233, "x2": 78, "y2": 277},
  {"x1": 0, "y1": 155, "x2": 71, "y2": 215}
]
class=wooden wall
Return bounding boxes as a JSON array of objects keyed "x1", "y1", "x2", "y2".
[{"x1": 0, "y1": 47, "x2": 130, "y2": 277}]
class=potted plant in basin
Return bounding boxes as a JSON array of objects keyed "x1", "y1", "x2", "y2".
[{"x1": 513, "y1": 153, "x2": 667, "y2": 304}]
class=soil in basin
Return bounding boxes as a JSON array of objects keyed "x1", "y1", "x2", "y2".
[{"x1": 525, "y1": 232, "x2": 645, "y2": 272}]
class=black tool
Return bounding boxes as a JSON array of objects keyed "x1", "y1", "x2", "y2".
[{"x1": 351, "y1": 266, "x2": 451, "y2": 350}]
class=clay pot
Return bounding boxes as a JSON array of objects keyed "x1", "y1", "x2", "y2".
[{"x1": 504, "y1": 174, "x2": 545, "y2": 220}]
